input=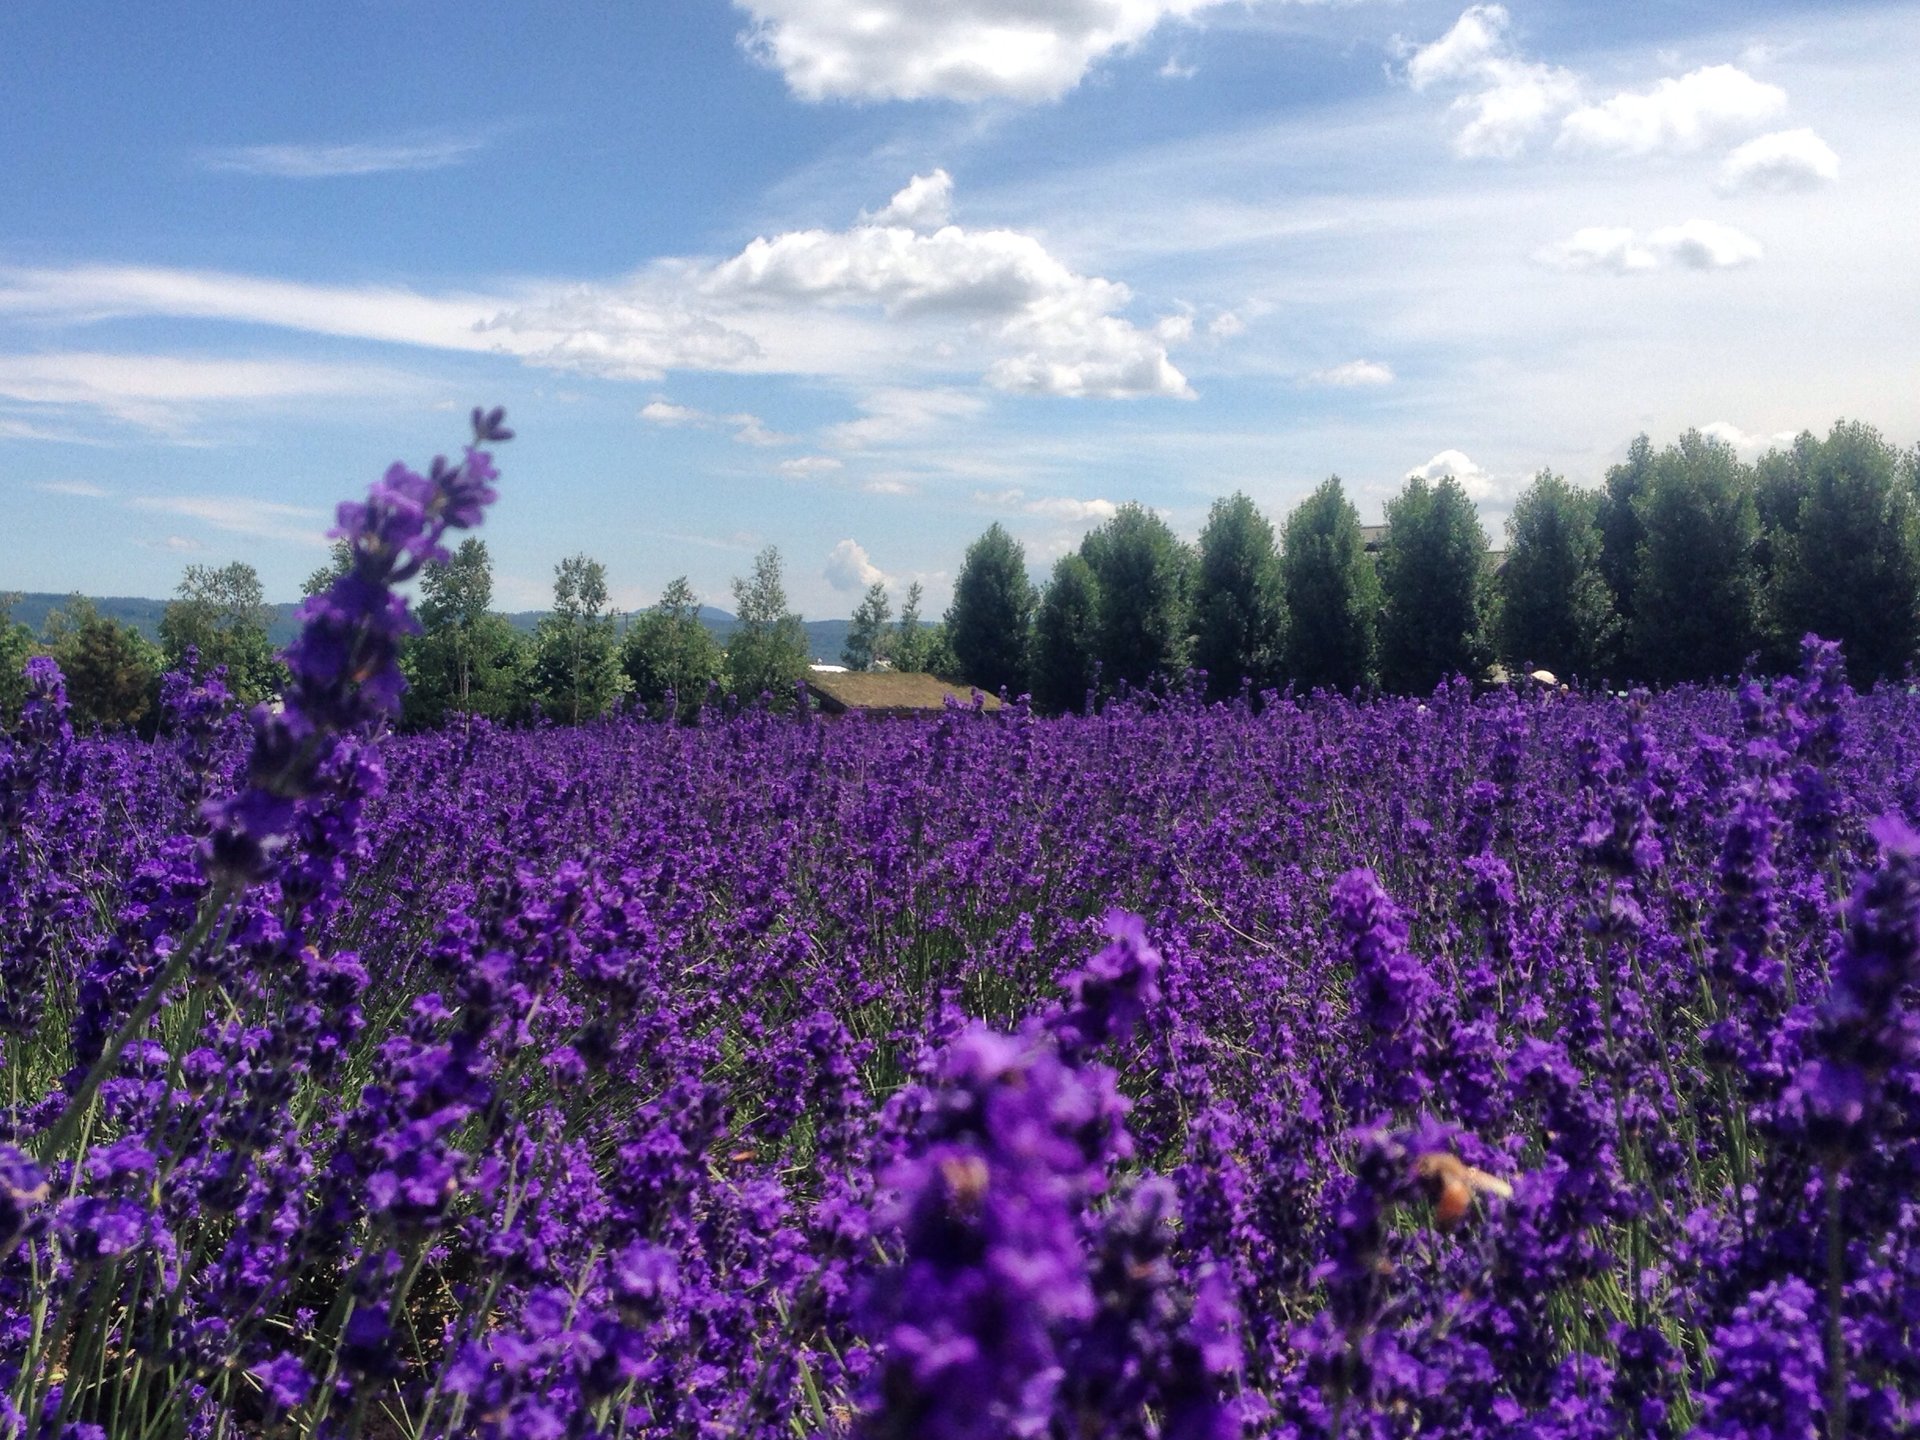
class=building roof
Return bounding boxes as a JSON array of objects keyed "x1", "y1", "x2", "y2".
[{"x1": 804, "y1": 671, "x2": 1003, "y2": 716}]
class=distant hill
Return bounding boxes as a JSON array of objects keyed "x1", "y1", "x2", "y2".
[{"x1": 3, "y1": 592, "x2": 855, "y2": 665}]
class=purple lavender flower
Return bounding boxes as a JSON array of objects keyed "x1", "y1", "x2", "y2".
[{"x1": 200, "y1": 412, "x2": 507, "y2": 884}]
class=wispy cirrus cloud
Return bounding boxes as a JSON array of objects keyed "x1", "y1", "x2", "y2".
[
  {"x1": 200, "y1": 131, "x2": 493, "y2": 178},
  {"x1": 126, "y1": 494, "x2": 328, "y2": 546},
  {"x1": 4, "y1": 174, "x2": 1191, "y2": 401},
  {"x1": 639, "y1": 399, "x2": 794, "y2": 446},
  {"x1": 34, "y1": 478, "x2": 110, "y2": 497},
  {"x1": 0, "y1": 351, "x2": 410, "y2": 431}
]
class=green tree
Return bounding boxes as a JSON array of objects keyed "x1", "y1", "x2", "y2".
[
  {"x1": 1079, "y1": 503, "x2": 1193, "y2": 695},
  {"x1": 946, "y1": 524, "x2": 1037, "y2": 696},
  {"x1": 1496, "y1": 471, "x2": 1619, "y2": 678},
  {"x1": 43, "y1": 597, "x2": 162, "y2": 729},
  {"x1": 0, "y1": 594, "x2": 33, "y2": 725},
  {"x1": 1766, "y1": 420, "x2": 1920, "y2": 682},
  {"x1": 1279, "y1": 477, "x2": 1378, "y2": 694},
  {"x1": 1376, "y1": 474, "x2": 1492, "y2": 693},
  {"x1": 1191, "y1": 492, "x2": 1284, "y2": 701},
  {"x1": 530, "y1": 554, "x2": 624, "y2": 724},
  {"x1": 1030, "y1": 553, "x2": 1101, "y2": 715},
  {"x1": 843, "y1": 581, "x2": 893, "y2": 671},
  {"x1": 726, "y1": 547, "x2": 809, "y2": 706},
  {"x1": 891, "y1": 581, "x2": 935, "y2": 674},
  {"x1": 404, "y1": 539, "x2": 524, "y2": 728},
  {"x1": 158, "y1": 561, "x2": 280, "y2": 703},
  {"x1": 1597, "y1": 434, "x2": 1655, "y2": 637},
  {"x1": 622, "y1": 577, "x2": 725, "y2": 720},
  {"x1": 1631, "y1": 431, "x2": 1762, "y2": 684}
]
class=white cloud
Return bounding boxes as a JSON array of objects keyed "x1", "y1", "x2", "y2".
[
  {"x1": 824, "y1": 537, "x2": 887, "y2": 591},
  {"x1": 705, "y1": 182, "x2": 1191, "y2": 398},
  {"x1": 1718, "y1": 127, "x2": 1840, "y2": 193},
  {"x1": 1537, "y1": 226, "x2": 1659, "y2": 274},
  {"x1": 0, "y1": 264, "x2": 502, "y2": 352},
  {"x1": 0, "y1": 351, "x2": 406, "y2": 430},
  {"x1": 127, "y1": 494, "x2": 328, "y2": 546},
  {"x1": 201, "y1": 132, "x2": 490, "y2": 178},
  {"x1": 862, "y1": 170, "x2": 954, "y2": 231},
  {"x1": 1536, "y1": 220, "x2": 1761, "y2": 274},
  {"x1": 863, "y1": 476, "x2": 914, "y2": 495},
  {"x1": 1308, "y1": 359, "x2": 1394, "y2": 387},
  {"x1": 1207, "y1": 310, "x2": 1246, "y2": 339},
  {"x1": 1649, "y1": 219, "x2": 1765, "y2": 270},
  {"x1": 1401, "y1": 6, "x2": 1581, "y2": 159},
  {"x1": 640, "y1": 399, "x2": 793, "y2": 445},
  {"x1": 826, "y1": 386, "x2": 989, "y2": 448},
  {"x1": 4, "y1": 176, "x2": 1185, "y2": 403},
  {"x1": 1701, "y1": 420, "x2": 1798, "y2": 458},
  {"x1": 735, "y1": 0, "x2": 1232, "y2": 103},
  {"x1": 1558, "y1": 65, "x2": 1786, "y2": 157},
  {"x1": 780, "y1": 454, "x2": 844, "y2": 476},
  {"x1": 1407, "y1": 448, "x2": 1500, "y2": 501},
  {"x1": 138, "y1": 534, "x2": 207, "y2": 553},
  {"x1": 973, "y1": 487, "x2": 1118, "y2": 523},
  {"x1": 1159, "y1": 55, "x2": 1198, "y2": 80},
  {"x1": 640, "y1": 400, "x2": 704, "y2": 425},
  {"x1": 34, "y1": 478, "x2": 110, "y2": 497}
]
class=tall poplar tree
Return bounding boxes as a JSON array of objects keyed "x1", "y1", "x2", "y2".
[
  {"x1": 1030, "y1": 553, "x2": 1101, "y2": 715},
  {"x1": 1191, "y1": 492, "x2": 1285, "y2": 701},
  {"x1": 947, "y1": 524, "x2": 1036, "y2": 696},
  {"x1": 1496, "y1": 471, "x2": 1618, "y2": 678},
  {"x1": 1376, "y1": 474, "x2": 1492, "y2": 693},
  {"x1": 1278, "y1": 477, "x2": 1378, "y2": 694},
  {"x1": 1079, "y1": 503, "x2": 1193, "y2": 694},
  {"x1": 1630, "y1": 431, "x2": 1761, "y2": 684}
]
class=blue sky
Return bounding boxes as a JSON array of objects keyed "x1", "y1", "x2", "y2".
[{"x1": 4, "y1": 0, "x2": 1915, "y2": 617}]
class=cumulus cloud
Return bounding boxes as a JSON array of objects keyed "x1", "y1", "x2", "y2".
[
  {"x1": 639, "y1": 400, "x2": 704, "y2": 425},
  {"x1": 1718, "y1": 127, "x2": 1840, "y2": 193},
  {"x1": 1309, "y1": 359, "x2": 1394, "y2": 387},
  {"x1": 705, "y1": 180, "x2": 1192, "y2": 398},
  {"x1": 1650, "y1": 219, "x2": 1765, "y2": 269},
  {"x1": 1407, "y1": 448, "x2": 1500, "y2": 501},
  {"x1": 1207, "y1": 311, "x2": 1246, "y2": 339},
  {"x1": 973, "y1": 487, "x2": 1118, "y2": 522},
  {"x1": 1406, "y1": 13, "x2": 1788, "y2": 164},
  {"x1": 824, "y1": 537, "x2": 887, "y2": 591},
  {"x1": 1401, "y1": 5, "x2": 1581, "y2": 159},
  {"x1": 734, "y1": 0, "x2": 1231, "y2": 103},
  {"x1": 1701, "y1": 420, "x2": 1799, "y2": 458},
  {"x1": 862, "y1": 170, "x2": 954, "y2": 231},
  {"x1": 201, "y1": 132, "x2": 491, "y2": 178},
  {"x1": 1537, "y1": 220, "x2": 1762, "y2": 274},
  {"x1": 1558, "y1": 64, "x2": 1786, "y2": 156}
]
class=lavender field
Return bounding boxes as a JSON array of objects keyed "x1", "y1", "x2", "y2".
[{"x1": 4, "y1": 425, "x2": 1919, "y2": 1439}]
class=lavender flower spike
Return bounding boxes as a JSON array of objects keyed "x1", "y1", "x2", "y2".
[{"x1": 199, "y1": 410, "x2": 508, "y2": 884}]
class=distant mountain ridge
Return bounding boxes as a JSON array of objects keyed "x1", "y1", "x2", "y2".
[{"x1": 2, "y1": 593, "x2": 855, "y2": 665}]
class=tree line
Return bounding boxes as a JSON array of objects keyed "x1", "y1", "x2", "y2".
[
  {"x1": 6, "y1": 417, "x2": 1916, "y2": 730},
  {"x1": 970, "y1": 416, "x2": 1920, "y2": 710}
]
